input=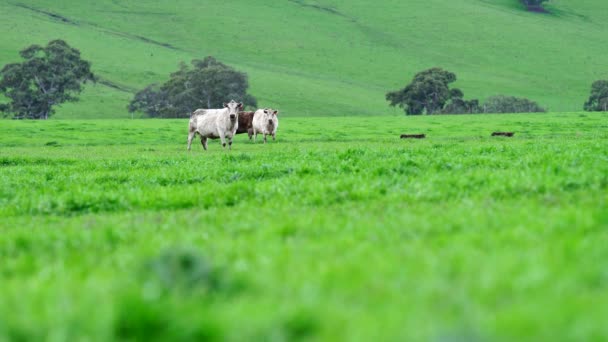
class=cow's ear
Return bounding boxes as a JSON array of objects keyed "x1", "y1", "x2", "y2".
[
  {"x1": 263, "y1": 109, "x2": 268, "y2": 114},
  {"x1": 273, "y1": 110, "x2": 278, "y2": 115},
  {"x1": 238, "y1": 103, "x2": 243, "y2": 109},
  {"x1": 223, "y1": 103, "x2": 228, "y2": 108}
]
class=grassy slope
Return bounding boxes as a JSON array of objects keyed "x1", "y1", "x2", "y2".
[
  {"x1": 1, "y1": 114, "x2": 608, "y2": 340},
  {"x1": 0, "y1": 0, "x2": 607, "y2": 118}
]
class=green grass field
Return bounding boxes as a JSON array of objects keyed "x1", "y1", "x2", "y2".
[
  {"x1": 1, "y1": 0, "x2": 608, "y2": 118},
  {"x1": 1, "y1": 113, "x2": 607, "y2": 340}
]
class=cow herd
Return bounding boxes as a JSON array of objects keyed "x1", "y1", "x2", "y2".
[{"x1": 187, "y1": 100, "x2": 279, "y2": 151}]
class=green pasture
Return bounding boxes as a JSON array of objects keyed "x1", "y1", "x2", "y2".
[
  {"x1": 1, "y1": 113, "x2": 607, "y2": 340},
  {"x1": 1, "y1": 0, "x2": 608, "y2": 118}
]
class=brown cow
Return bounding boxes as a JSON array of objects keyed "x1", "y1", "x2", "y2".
[{"x1": 236, "y1": 111, "x2": 255, "y2": 139}]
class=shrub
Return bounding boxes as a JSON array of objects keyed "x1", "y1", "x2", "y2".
[
  {"x1": 583, "y1": 80, "x2": 608, "y2": 112},
  {"x1": 482, "y1": 95, "x2": 545, "y2": 113},
  {"x1": 129, "y1": 56, "x2": 256, "y2": 118},
  {"x1": 386, "y1": 68, "x2": 466, "y2": 115},
  {"x1": 442, "y1": 98, "x2": 481, "y2": 114},
  {"x1": 0, "y1": 40, "x2": 95, "y2": 119},
  {"x1": 521, "y1": 0, "x2": 550, "y2": 12}
]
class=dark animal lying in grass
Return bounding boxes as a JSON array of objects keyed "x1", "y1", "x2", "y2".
[
  {"x1": 236, "y1": 111, "x2": 255, "y2": 139},
  {"x1": 491, "y1": 132, "x2": 515, "y2": 137},
  {"x1": 400, "y1": 134, "x2": 426, "y2": 139}
]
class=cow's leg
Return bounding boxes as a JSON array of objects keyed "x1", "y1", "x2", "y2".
[
  {"x1": 228, "y1": 136, "x2": 233, "y2": 150},
  {"x1": 248, "y1": 128, "x2": 253, "y2": 140},
  {"x1": 263, "y1": 133, "x2": 267, "y2": 144},
  {"x1": 187, "y1": 131, "x2": 196, "y2": 151},
  {"x1": 272, "y1": 132, "x2": 276, "y2": 141},
  {"x1": 219, "y1": 132, "x2": 227, "y2": 149},
  {"x1": 201, "y1": 136, "x2": 208, "y2": 151},
  {"x1": 253, "y1": 128, "x2": 257, "y2": 143}
]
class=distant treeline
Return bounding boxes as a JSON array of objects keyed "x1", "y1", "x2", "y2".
[
  {"x1": 0, "y1": 40, "x2": 607, "y2": 119},
  {"x1": 385, "y1": 66, "x2": 608, "y2": 115},
  {"x1": 386, "y1": 68, "x2": 547, "y2": 115}
]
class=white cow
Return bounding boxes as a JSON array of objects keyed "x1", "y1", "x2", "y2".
[
  {"x1": 187, "y1": 100, "x2": 243, "y2": 151},
  {"x1": 252, "y1": 108, "x2": 279, "y2": 143}
]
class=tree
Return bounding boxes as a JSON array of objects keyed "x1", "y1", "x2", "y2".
[
  {"x1": 522, "y1": 0, "x2": 549, "y2": 6},
  {"x1": 386, "y1": 68, "x2": 463, "y2": 115},
  {"x1": 482, "y1": 95, "x2": 545, "y2": 113},
  {"x1": 127, "y1": 84, "x2": 171, "y2": 118},
  {"x1": 0, "y1": 40, "x2": 95, "y2": 119},
  {"x1": 583, "y1": 80, "x2": 608, "y2": 112},
  {"x1": 129, "y1": 56, "x2": 257, "y2": 118},
  {"x1": 442, "y1": 98, "x2": 481, "y2": 114},
  {"x1": 521, "y1": 0, "x2": 550, "y2": 12},
  {"x1": 440, "y1": 88, "x2": 481, "y2": 114},
  {"x1": 522, "y1": 0, "x2": 549, "y2": 5}
]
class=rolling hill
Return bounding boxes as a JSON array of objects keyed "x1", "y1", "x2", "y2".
[{"x1": 0, "y1": 0, "x2": 607, "y2": 118}]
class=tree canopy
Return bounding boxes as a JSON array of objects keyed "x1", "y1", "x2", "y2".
[
  {"x1": 482, "y1": 95, "x2": 545, "y2": 113},
  {"x1": 0, "y1": 40, "x2": 95, "y2": 119},
  {"x1": 129, "y1": 56, "x2": 257, "y2": 118},
  {"x1": 521, "y1": 0, "x2": 550, "y2": 12},
  {"x1": 583, "y1": 80, "x2": 608, "y2": 112},
  {"x1": 386, "y1": 67, "x2": 549, "y2": 115},
  {"x1": 127, "y1": 84, "x2": 171, "y2": 118},
  {"x1": 386, "y1": 68, "x2": 465, "y2": 115},
  {"x1": 522, "y1": 0, "x2": 549, "y2": 7}
]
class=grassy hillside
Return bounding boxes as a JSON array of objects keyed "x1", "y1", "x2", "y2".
[
  {"x1": 1, "y1": 113, "x2": 607, "y2": 340},
  {"x1": 1, "y1": 0, "x2": 607, "y2": 118}
]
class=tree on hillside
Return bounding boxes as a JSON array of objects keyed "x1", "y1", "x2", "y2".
[
  {"x1": 521, "y1": 0, "x2": 550, "y2": 12},
  {"x1": 0, "y1": 40, "x2": 95, "y2": 119},
  {"x1": 442, "y1": 96, "x2": 481, "y2": 114},
  {"x1": 583, "y1": 80, "x2": 608, "y2": 112},
  {"x1": 386, "y1": 68, "x2": 467, "y2": 115},
  {"x1": 129, "y1": 56, "x2": 257, "y2": 118},
  {"x1": 127, "y1": 84, "x2": 171, "y2": 118},
  {"x1": 482, "y1": 95, "x2": 545, "y2": 113}
]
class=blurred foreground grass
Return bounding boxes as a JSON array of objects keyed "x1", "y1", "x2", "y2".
[{"x1": 1, "y1": 113, "x2": 607, "y2": 341}]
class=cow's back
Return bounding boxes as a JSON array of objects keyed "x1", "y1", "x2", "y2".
[
  {"x1": 192, "y1": 109, "x2": 223, "y2": 137},
  {"x1": 237, "y1": 111, "x2": 254, "y2": 134}
]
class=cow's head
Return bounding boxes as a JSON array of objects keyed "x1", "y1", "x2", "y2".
[
  {"x1": 263, "y1": 108, "x2": 278, "y2": 125},
  {"x1": 223, "y1": 100, "x2": 243, "y2": 121}
]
